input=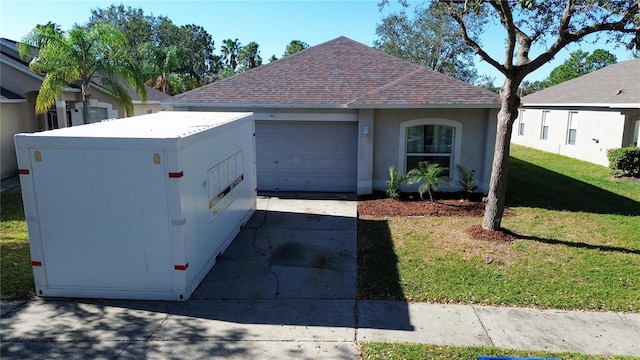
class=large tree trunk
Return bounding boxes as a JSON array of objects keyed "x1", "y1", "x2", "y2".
[
  {"x1": 482, "y1": 78, "x2": 521, "y2": 230},
  {"x1": 81, "y1": 82, "x2": 91, "y2": 125}
]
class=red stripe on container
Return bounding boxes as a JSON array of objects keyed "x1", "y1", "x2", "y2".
[
  {"x1": 174, "y1": 263, "x2": 189, "y2": 271},
  {"x1": 18, "y1": 169, "x2": 30, "y2": 175},
  {"x1": 32, "y1": 261, "x2": 42, "y2": 266},
  {"x1": 168, "y1": 171, "x2": 183, "y2": 178}
]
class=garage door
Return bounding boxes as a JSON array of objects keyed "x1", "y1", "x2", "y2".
[{"x1": 255, "y1": 121, "x2": 357, "y2": 192}]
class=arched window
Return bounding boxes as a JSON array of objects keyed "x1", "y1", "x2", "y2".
[{"x1": 398, "y1": 118, "x2": 462, "y2": 179}]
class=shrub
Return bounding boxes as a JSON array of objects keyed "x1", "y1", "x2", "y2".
[
  {"x1": 386, "y1": 165, "x2": 407, "y2": 199},
  {"x1": 456, "y1": 164, "x2": 478, "y2": 197},
  {"x1": 406, "y1": 161, "x2": 450, "y2": 201},
  {"x1": 607, "y1": 147, "x2": 640, "y2": 177}
]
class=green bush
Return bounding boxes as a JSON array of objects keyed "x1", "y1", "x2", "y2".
[
  {"x1": 456, "y1": 164, "x2": 478, "y2": 197},
  {"x1": 386, "y1": 165, "x2": 407, "y2": 199},
  {"x1": 607, "y1": 147, "x2": 640, "y2": 177}
]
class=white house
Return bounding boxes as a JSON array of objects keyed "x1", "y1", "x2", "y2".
[
  {"x1": 512, "y1": 59, "x2": 640, "y2": 167},
  {"x1": 166, "y1": 36, "x2": 501, "y2": 195}
]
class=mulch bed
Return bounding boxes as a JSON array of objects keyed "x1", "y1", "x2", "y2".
[
  {"x1": 358, "y1": 191, "x2": 516, "y2": 241},
  {"x1": 357, "y1": 191, "x2": 485, "y2": 217}
]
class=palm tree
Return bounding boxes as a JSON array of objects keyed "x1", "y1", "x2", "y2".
[
  {"x1": 221, "y1": 38, "x2": 240, "y2": 71},
  {"x1": 406, "y1": 161, "x2": 450, "y2": 202},
  {"x1": 139, "y1": 42, "x2": 181, "y2": 94},
  {"x1": 238, "y1": 41, "x2": 262, "y2": 71},
  {"x1": 18, "y1": 23, "x2": 147, "y2": 123}
]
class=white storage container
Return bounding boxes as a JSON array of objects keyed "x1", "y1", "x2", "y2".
[{"x1": 15, "y1": 112, "x2": 256, "y2": 301}]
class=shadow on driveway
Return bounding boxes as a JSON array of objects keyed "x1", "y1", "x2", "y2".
[{"x1": 1, "y1": 195, "x2": 412, "y2": 359}]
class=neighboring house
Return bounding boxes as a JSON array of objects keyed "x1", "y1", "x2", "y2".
[
  {"x1": 0, "y1": 37, "x2": 172, "y2": 178},
  {"x1": 166, "y1": 36, "x2": 500, "y2": 195},
  {"x1": 512, "y1": 59, "x2": 640, "y2": 167}
]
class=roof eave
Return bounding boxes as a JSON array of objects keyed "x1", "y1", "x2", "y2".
[
  {"x1": 166, "y1": 101, "x2": 501, "y2": 110},
  {"x1": 349, "y1": 103, "x2": 501, "y2": 109},
  {"x1": 521, "y1": 102, "x2": 640, "y2": 109},
  {"x1": 165, "y1": 102, "x2": 351, "y2": 109},
  {"x1": 1, "y1": 57, "x2": 79, "y2": 93}
]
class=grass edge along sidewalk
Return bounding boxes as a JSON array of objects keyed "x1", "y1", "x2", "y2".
[{"x1": 358, "y1": 343, "x2": 640, "y2": 360}]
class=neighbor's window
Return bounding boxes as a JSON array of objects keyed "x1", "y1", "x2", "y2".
[
  {"x1": 406, "y1": 124, "x2": 454, "y2": 176},
  {"x1": 89, "y1": 107, "x2": 109, "y2": 123},
  {"x1": 518, "y1": 110, "x2": 525, "y2": 136},
  {"x1": 540, "y1": 111, "x2": 550, "y2": 140},
  {"x1": 567, "y1": 112, "x2": 578, "y2": 145},
  {"x1": 633, "y1": 119, "x2": 639, "y2": 147}
]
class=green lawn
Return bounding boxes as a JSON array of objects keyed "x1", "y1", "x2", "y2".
[
  {"x1": 358, "y1": 145, "x2": 640, "y2": 312},
  {"x1": 0, "y1": 189, "x2": 34, "y2": 300},
  {"x1": 359, "y1": 343, "x2": 639, "y2": 360}
]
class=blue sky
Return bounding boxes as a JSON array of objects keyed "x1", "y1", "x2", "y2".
[{"x1": 1, "y1": 0, "x2": 635, "y2": 86}]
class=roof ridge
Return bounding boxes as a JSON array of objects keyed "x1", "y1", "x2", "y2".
[{"x1": 347, "y1": 67, "x2": 427, "y2": 105}]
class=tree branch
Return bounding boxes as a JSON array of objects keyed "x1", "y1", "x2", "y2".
[
  {"x1": 450, "y1": 11, "x2": 505, "y2": 74},
  {"x1": 526, "y1": 16, "x2": 637, "y2": 75}
]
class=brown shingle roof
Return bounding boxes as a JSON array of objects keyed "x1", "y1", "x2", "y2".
[
  {"x1": 522, "y1": 59, "x2": 640, "y2": 106},
  {"x1": 171, "y1": 36, "x2": 499, "y2": 108}
]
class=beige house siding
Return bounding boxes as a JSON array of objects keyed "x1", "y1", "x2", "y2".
[
  {"x1": 132, "y1": 102, "x2": 170, "y2": 116},
  {"x1": 1, "y1": 100, "x2": 39, "y2": 178},
  {"x1": 372, "y1": 108, "x2": 497, "y2": 193}
]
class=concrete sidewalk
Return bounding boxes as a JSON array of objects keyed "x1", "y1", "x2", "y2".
[{"x1": 1, "y1": 194, "x2": 639, "y2": 358}]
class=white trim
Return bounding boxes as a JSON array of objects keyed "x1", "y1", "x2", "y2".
[
  {"x1": 349, "y1": 103, "x2": 501, "y2": 109},
  {"x1": 540, "y1": 110, "x2": 550, "y2": 140},
  {"x1": 0, "y1": 98, "x2": 26, "y2": 104},
  {"x1": 566, "y1": 111, "x2": 578, "y2": 145},
  {"x1": 253, "y1": 112, "x2": 358, "y2": 122},
  {"x1": 398, "y1": 118, "x2": 463, "y2": 189}
]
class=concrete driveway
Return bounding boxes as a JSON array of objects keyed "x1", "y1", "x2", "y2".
[
  {"x1": 0, "y1": 193, "x2": 362, "y2": 359},
  {"x1": 3, "y1": 192, "x2": 638, "y2": 358}
]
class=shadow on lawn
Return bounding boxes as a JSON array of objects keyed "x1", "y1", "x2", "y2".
[
  {"x1": 506, "y1": 157, "x2": 640, "y2": 216},
  {"x1": 357, "y1": 218, "x2": 405, "y2": 301},
  {"x1": 506, "y1": 230, "x2": 640, "y2": 256}
]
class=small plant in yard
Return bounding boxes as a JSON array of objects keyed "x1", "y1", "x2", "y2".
[
  {"x1": 385, "y1": 165, "x2": 407, "y2": 199},
  {"x1": 456, "y1": 164, "x2": 478, "y2": 198},
  {"x1": 406, "y1": 161, "x2": 450, "y2": 202}
]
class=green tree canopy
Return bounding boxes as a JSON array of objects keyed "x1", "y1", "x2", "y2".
[
  {"x1": 374, "y1": 5, "x2": 483, "y2": 82},
  {"x1": 283, "y1": 40, "x2": 309, "y2": 57},
  {"x1": 19, "y1": 23, "x2": 147, "y2": 122},
  {"x1": 547, "y1": 49, "x2": 617, "y2": 86},
  {"x1": 238, "y1": 41, "x2": 263, "y2": 71},
  {"x1": 86, "y1": 4, "x2": 216, "y2": 93}
]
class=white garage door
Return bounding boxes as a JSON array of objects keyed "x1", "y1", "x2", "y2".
[{"x1": 255, "y1": 121, "x2": 357, "y2": 192}]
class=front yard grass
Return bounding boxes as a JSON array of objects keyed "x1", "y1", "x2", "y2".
[
  {"x1": 358, "y1": 145, "x2": 640, "y2": 312},
  {"x1": 0, "y1": 189, "x2": 34, "y2": 300},
  {"x1": 359, "y1": 343, "x2": 639, "y2": 360}
]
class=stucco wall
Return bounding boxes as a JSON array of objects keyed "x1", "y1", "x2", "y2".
[
  {"x1": 132, "y1": 103, "x2": 170, "y2": 117},
  {"x1": 512, "y1": 108, "x2": 627, "y2": 166},
  {"x1": 1, "y1": 100, "x2": 40, "y2": 179},
  {"x1": 1, "y1": 63, "x2": 46, "y2": 96},
  {"x1": 372, "y1": 108, "x2": 496, "y2": 193}
]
